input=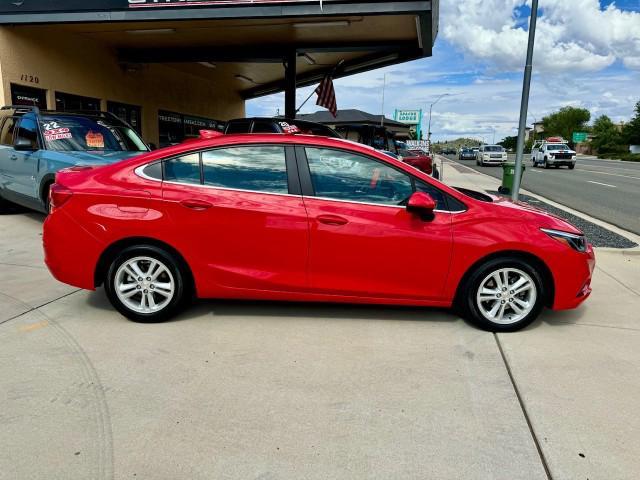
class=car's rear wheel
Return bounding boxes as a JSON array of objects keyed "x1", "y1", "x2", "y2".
[
  {"x1": 104, "y1": 245, "x2": 189, "y2": 323},
  {"x1": 459, "y1": 257, "x2": 545, "y2": 332}
]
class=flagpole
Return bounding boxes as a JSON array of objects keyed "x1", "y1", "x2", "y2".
[{"x1": 295, "y1": 59, "x2": 344, "y2": 115}]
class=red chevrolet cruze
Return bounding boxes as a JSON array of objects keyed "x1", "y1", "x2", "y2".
[{"x1": 43, "y1": 132, "x2": 595, "y2": 331}]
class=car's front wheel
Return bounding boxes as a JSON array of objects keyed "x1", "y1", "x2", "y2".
[
  {"x1": 459, "y1": 257, "x2": 545, "y2": 332},
  {"x1": 104, "y1": 245, "x2": 189, "y2": 322}
]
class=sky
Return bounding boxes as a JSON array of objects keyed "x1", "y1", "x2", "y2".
[{"x1": 247, "y1": 0, "x2": 640, "y2": 144}]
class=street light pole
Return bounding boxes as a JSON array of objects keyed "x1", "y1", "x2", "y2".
[
  {"x1": 427, "y1": 93, "x2": 448, "y2": 153},
  {"x1": 512, "y1": 0, "x2": 539, "y2": 201}
]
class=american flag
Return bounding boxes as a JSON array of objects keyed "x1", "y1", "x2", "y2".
[{"x1": 315, "y1": 75, "x2": 337, "y2": 117}]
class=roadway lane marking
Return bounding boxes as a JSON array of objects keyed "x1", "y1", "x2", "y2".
[
  {"x1": 587, "y1": 180, "x2": 617, "y2": 188},
  {"x1": 578, "y1": 168, "x2": 640, "y2": 181}
]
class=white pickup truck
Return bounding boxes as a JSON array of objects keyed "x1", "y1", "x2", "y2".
[{"x1": 531, "y1": 138, "x2": 576, "y2": 169}]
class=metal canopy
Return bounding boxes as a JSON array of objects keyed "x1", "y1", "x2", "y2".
[{"x1": 0, "y1": 0, "x2": 438, "y2": 112}]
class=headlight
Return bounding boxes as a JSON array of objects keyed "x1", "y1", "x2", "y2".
[{"x1": 541, "y1": 228, "x2": 587, "y2": 252}]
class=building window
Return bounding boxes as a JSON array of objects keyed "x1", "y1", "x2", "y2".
[
  {"x1": 158, "y1": 110, "x2": 221, "y2": 148},
  {"x1": 11, "y1": 84, "x2": 47, "y2": 109},
  {"x1": 55, "y1": 92, "x2": 101, "y2": 112},
  {"x1": 107, "y1": 101, "x2": 142, "y2": 135}
]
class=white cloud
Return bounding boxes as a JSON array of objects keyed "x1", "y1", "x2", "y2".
[{"x1": 441, "y1": 0, "x2": 640, "y2": 72}]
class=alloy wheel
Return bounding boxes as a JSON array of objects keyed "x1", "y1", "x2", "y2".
[
  {"x1": 475, "y1": 267, "x2": 537, "y2": 325},
  {"x1": 114, "y1": 256, "x2": 175, "y2": 314}
]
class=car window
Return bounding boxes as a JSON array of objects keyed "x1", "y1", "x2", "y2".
[
  {"x1": 484, "y1": 146, "x2": 504, "y2": 152},
  {"x1": 40, "y1": 115, "x2": 147, "y2": 152},
  {"x1": 202, "y1": 145, "x2": 288, "y2": 194},
  {"x1": 251, "y1": 121, "x2": 279, "y2": 134},
  {"x1": 0, "y1": 117, "x2": 17, "y2": 146},
  {"x1": 305, "y1": 147, "x2": 413, "y2": 206},
  {"x1": 225, "y1": 120, "x2": 252, "y2": 134},
  {"x1": 163, "y1": 153, "x2": 201, "y2": 185},
  {"x1": 547, "y1": 144, "x2": 569, "y2": 150},
  {"x1": 15, "y1": 117, "x2": 39, "y2": 149}
]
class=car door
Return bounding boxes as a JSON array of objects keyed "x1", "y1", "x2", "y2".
[
  {"x1": 297, "y1": 145, "x2": 455, "y2": 301},
  {"x1": 161, "y1": 144, "x2": 309, "y2": 296},
  {"x1": 0, "y1": 116, "x2": 19, "y2": 196},
  {"x1": 10, "y1": 115, "x2": 42, "y2": 200}
]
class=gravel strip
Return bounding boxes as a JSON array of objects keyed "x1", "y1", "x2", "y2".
[{"x1": 488, "y1": 191, "x2": 638, "y2": 249}]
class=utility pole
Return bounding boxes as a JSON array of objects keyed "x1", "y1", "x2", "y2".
[{"x1": 512, "y1": 0, "x2": 539, "y2": 201}]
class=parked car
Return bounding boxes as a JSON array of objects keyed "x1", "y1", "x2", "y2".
[
  {"x1": 398, "y1": 148, "x2": 434, "y2": 176},
  {"x1": 0, "y1": 106, "x2": 148, "y2": 213},
  {"x1": 531, "y1": 138, "x2": 576, "y2": 169},
  {"x1": 459, "y1": 148, "x2": 476, "y2": 160},
  {"x1": 476, "y1": 145, "x2": 507, "y2": 166},
  {"x1": 44, "y1": 131, "x2": 594, "y2": 332},
  {"x1": 442, "y1": 147, "x2": 457, "y2": 155},
  {"x1": 224, "y1": 117, "x2": 341, "y2": 138}
]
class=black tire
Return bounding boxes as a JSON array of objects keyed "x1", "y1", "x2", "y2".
[
  {"x1": 569, "y1": 164, "x2": 575, "y2": 170},
  {"x1": 104, "y1": 245, "x2": 190, "y2": 323},
  {"x1": 543, "y1": 157, "x2": 550, "y2": 169},
  {"x1": 41, "y1": 182, "x2": 53, "y2": 214},
  {"x1": 458, "y1": 256, "x2": 545, "y2": 332}
]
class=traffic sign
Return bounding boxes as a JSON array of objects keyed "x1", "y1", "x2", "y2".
[{"x1": 572, "y1": 131, "x2": 588, "y2": 143}]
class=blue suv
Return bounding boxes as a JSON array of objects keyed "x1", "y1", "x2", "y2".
[{"x1": 0, "y1": 106, "x2": 148, "y2": 213}]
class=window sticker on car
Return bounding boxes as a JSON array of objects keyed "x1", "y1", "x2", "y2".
[
  {"x1": 44, "y1": 127, "x2": 72, "y2": 141},
  {"x1": 86, "y1": 131, "x2": 105, "y2": 148},
  {"x1": 278, "y1": 122, "x2": 300, "y2": 134}
]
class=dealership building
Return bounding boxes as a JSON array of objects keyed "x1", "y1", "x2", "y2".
[{"x1": 0, "y1": 0, "x2": 438, "y2": 147}]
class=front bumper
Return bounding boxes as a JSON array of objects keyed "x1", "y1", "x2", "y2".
[
  {"x1": 551, "y1": 244, "x2": 595, "y2": 310},
  {"x1": 547, "y1": 157, "x2": 576, "y2": 166}
]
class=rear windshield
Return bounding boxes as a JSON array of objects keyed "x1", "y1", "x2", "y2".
[
  {"x1": 547, "y1": 144, "x2": 569, "y2": 150},
  {"x1": 483, "y1": 146, "x2": 504, "y2": 152},
  {"x1": 40, "y1": 115, "x2": 148, "y2": 152}
]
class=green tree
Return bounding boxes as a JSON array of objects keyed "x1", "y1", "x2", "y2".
[
  {"x1": 498, "y1": 135, "x2": 518, "y2": 151},
  {"x1": 591, "y1": 115, "x2": 623, "y2": 153},
  {"x1": 622, "y1": 101, "x2": 640, "y2": 146},
  {"x1": 542, "y1": 106, "x2": 591, "y2": 143}
]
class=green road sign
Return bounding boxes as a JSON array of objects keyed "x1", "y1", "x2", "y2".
[{"x1": 572, "y1": 131, "x2": 588, "y2": 143}]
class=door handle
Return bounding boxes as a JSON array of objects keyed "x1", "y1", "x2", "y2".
[
  {"x1": 317, "y1": 214, "x2": 348, "y2": 226},
  {"x1": 10, "y1": 155, "x2": 17, "y2": 161},
  {"x1": 180, "y1": 199, "x2": 213, "y2": 211}
]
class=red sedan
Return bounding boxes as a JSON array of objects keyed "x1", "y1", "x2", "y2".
[
  {"x1": 43, "y1": 132, "x2": 595, "y2": 331},
  {"x1": 399, "y1": 148, "x2": 434, "y2": 175}
]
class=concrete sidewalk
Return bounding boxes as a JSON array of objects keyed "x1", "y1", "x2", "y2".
[
  {"x1": 437, "y1": 155, "x2": 640, "y2": 478},
  {"x1": 1, "y1": 173, "x2": 639, "y2": 479}
]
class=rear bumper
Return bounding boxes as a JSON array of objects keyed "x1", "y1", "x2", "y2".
[
  {"x1": 551, "y1": 244, "x2": 596, "y2": 310},
  {"x1": 43, "y1": 210, "x2": 104, "y2": 290}
]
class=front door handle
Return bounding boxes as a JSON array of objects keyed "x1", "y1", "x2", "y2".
[
  {"x1": 317, "y1": 214, "x2": 348, "y2": 226},
  {"x1": 180, "y1": 199, "x2": 213, "y2": 211}
]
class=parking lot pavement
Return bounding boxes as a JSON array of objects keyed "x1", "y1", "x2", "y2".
[
  {"x1": 0, "y1": 212, "x2": 78, "y2": 323},
  {"x1": 2, "y1": 203, "x2": 640, "y2": 479}
]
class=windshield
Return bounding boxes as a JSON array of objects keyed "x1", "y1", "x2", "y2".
[
  {"x1": 547, "y1": 144, "x2": 570, "y2": 150},
  {"x1": 462, "y1": 148, "x2": 473, "y2": 153},
  {"x1": 483, "y1": 146, "x2": 504, "y2": 152},
  {"x1": 40, "y1": 115, "x2": 148, "y2": 152},
  {"x1": 290, "y1": 121, "x2": 341, "y2": 138}
]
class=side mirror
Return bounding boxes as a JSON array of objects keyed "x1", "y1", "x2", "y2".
[
  {"x1": 14, "y1": 138, "x2": 36, "y2": 151},
  {"x1": 406, "y1": 191, "x2": 436, "y2": 217}
]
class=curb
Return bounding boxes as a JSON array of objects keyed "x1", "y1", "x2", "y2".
[{"x1": 436, "y1": 155, "x2": 640, "y2": 253}]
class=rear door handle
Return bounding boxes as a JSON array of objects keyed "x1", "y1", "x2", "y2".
[
  {"x1": 317, "y1": 214, "x2": 348, "y2": 226},
  {"x1": 180, "y1": 199, "x2": 213, "y2": 211}
]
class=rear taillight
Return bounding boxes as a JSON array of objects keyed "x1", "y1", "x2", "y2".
[{"x1": 49, "y1": 183, "x2": 73, "y2": 212}]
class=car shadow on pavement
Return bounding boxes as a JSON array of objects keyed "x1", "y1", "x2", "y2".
[{"x1": 86, "y1": 288, "x2": 464, "y2": 326}]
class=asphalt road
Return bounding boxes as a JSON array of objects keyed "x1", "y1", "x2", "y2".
[{"x1": 448, "y1": 154, "x2": 640, "y2": 235}]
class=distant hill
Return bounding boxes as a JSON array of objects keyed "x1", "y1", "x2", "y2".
[{"x1": 431, "y1": 137, "x2": 482, "y2": 152}]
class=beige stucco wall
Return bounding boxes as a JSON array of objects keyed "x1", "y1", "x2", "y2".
[{"x1": 0, "y1": 26, "x2": 245, "y2": 144}]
